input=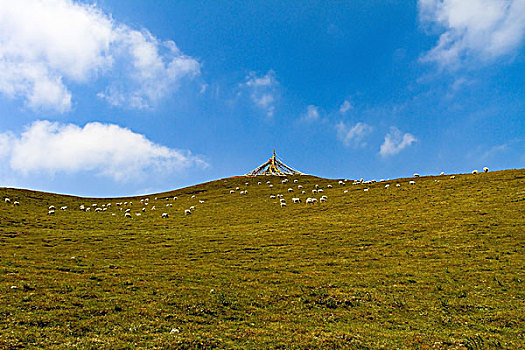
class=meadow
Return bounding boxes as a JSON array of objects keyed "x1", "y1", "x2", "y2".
[{"x1": 0, "y1": 169, "x2": 524, "y2": 349}]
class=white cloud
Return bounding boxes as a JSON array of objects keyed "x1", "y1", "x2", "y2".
[
  {"x1": 243, "y1": 70, "x2": 278, "y2": 118},
  {"x1": 0, "y1": 0, "x2": 199, "y2": 112},
  {"x1": 339, "y1": 100, "x2": 353, "y2": 114},
  {"x1": 1, "y1": 120, "x2": 206, "y2": 181},
  {"x1": 336, "y1": 121, "x2": 373, "y2": 148},
  {"x1": 301, "y1": 105, "x2": 321, "y2": 123},
  {"x1": 419, "y1": 0, "x2": 525, "y2": 68},
  {"x1": 379, "y1": 127, "x2": 417, "y2": 157}
]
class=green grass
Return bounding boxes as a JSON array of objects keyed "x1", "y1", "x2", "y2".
[{"x1": 0, "y1": 169, "x2": 524, "y2": 349}]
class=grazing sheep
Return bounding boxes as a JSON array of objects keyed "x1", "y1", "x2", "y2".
[
  {"x1": 125, "y1": 208, "x2": 131, "y2": 213},
  {"x1": 363, "y1": 188, "x2": 369, "y2": 192},
  {"x1": 312, "y1": 189, "x2": 317, "y2": 194},
  {"x1": 189, "y1": 206, "x2": 195, "y2": 211},
  {"x1": 236, "y1": 187, "x2": 240, "y2": 190},
  {"x1": 230, "y1": 190, "x2": 235, "y2": 194},
  {"x1": 135, "y1": 213, "x2": 141, "y2": 216},
  {"x1": 257, "y1": 182, "x2": 261, "y2": 185},
  {"x1": 318, "y1": 189, "x2": 324, "y2": 193},
  {"x1": 173, "y1": 197, "x2": 178, "y2": 201},
  {"x1": 440, "y1": 172, "x2": 445, "y2": 176},
  {"x1": 472, "y1": 170, "x2": 478, "y2": 175},
  {"x1": 92, "y1": 204, "x2": 97, "y2": 207},
  {"x1": 450, "y1": 175, "x2": 456, "y2": 179},
  {"x1": 277, "y1": 194, "x2": 283, "y2": 198},
  {"x1": 151, "y1": 206, "x2": 156, "y2": 210},
  {"x1": 161, "y1": 213, "x2": 169, "y2": 218},
  {"x1": 86, "y1": 207, "x2": 91, "y2": 212},
  {"x1": 4, "y1": 198, "x2": 11, "y2": 204},
  {"x1": 154, "y1": 197, "x2": 158, "y2": 200},
  {"x1": 49, "y1": 205, "x2": 55, "y2": 210},
  {"x1": 320, "y1": 197, "x2": 327, "y2": 202},
  {"x1": 314, "y1": 184, "x2": 319, "y2": 188},
  {"x1": 327, "y1": 184, "x2": 333, "y2": 188},
  {"x1": 414, "y1": 173, "x2": 420, "y2": 178},
  {"x1": 13, "y1": 201, "x2": 19, "y2": 206},
  {"x1": 266, "y1": 181, "x2": 271, "y2": 184},
  {"x1": 298, "y1": 185, "x2": 303, "y2": 189},
  {"x1": 199, "y1": 200, "x2": 205, "y2": 204},
  {"x1": 343, "y1": 190, "x2": 348, "y2": 194},
  {"x1": 483, "y1": 167, "x2": 489, "y2": 173},
  {"x1": 48, "y1": 210, "x2": 55, "y2": 215},
  {"x1": 338, "y1": 181, "x2": 345, "y2": 186},
  {"x1": 270, "y1": 195, "x2": 276, "y2": 199},
  {"x1": 245, "y1": 182, "x2": 249, "y2": 186},
  {"x1": 184, "y1": 209, "x2": 192, "y2": 215},
  {"x1": 269, "y1": 184, "x2": 273, "y2": 188},
  {"x1": 95, "y1": 208, "x2": 102, "y2": 212},
  {"x1": 191, "y1": 195, "x2": 196, "y2": 199},
  {"x1": 142, "y1": 207, "x2": 146, "y2": 212},
  {"x1": 294, "y1": 179, "x2": 298, "y2": 183},
  {"x1": 409, "y1": 180, "x2": 416, "y2": 185},
  {"x1": 280, "y1": 202, "x2": 287, "y2": 207},
  {"x1": 288, "y1": 188, "x2": 294, "y2": 192},
  {"x1": 306, "y1": 198, "x2": 318, "y2": 204},
  {"x1": 396, "y1": 184, "x2": 401, "y2": 187},
  {"x1": 280, "y1": 198, "x2": 286, "y2": 203},
  {"x1": 301, "y1": 191, "x2": 306, "y2": 194},
  {"x1": 124, "y1": 212, "x2": 132, "y2": 218},
  {"x1": 384, "y1": 184, "x2": 390, "y2": 189},
  {"x1": 292, "y1": 198, "x2": 301, "y2": 203},
  {"x1": 60, "y1": 206, "x2": 67, "y2": 210}
]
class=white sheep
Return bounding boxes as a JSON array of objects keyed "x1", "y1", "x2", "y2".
[
  {"x1": 320, "y1": 197, "x2": 327, "y2": 202},
  {"x1": 189, "y1": 206, "x2": 195, "y2": 211},
  {"x1": 48, "y1": 210, "x2": 55, "y2": 215},
  {"x1": 257, "y1": 181, "x2": 261, "y2": 185},
  {"x1": 280, "y1": 198, "x2": 286, "y2": 203},
  {"x1": 338, "y1": 181, "x2": 345, "y2": 186},
  {"x1": 13, "y1": 201, "x2": 19, "y2": 206},
  {"x1": 151, "y1": 206, "x2": 156, "y2": 210},
  {"x1": 86, "y1": 207, "x2": 91, "y2": 212},
  {"x1": 124, "y1": 212, "x2": 132, "y2": 218},
  {"x1": 142, "y1": 207, "x2": 146, "y2": 212},
  {"x1": 4, "y1": 198, "x2": 10, "y2": 204},
  {"x1": 125, "y1": 208, "x2": 131, "y2": 213},
  {"x1": 270, "y1": 195, "x2": 276, "y2": 199},
  {"x1": 288, "y1": 188, "x2": 294, "y2": 192},
  {"x1": 396, "y1": 184, "x2": 401, "y2": 187},
  {"x1": 49, "y1": 205, "x2": 55, "y2": 210},
  {"x1": 199, "y1": 200, "x2": 205, "y2": 204},
  {"x1": 236, "y1": 187, "x2": 240, "y2": 191},
  {"x1": 230, "y1": 190, "x2": 235, "y2": 194},
  {"x1": 318, "y1": 189, "x2": 324, "y2": 193},
  {"x1": 483, "y1": 167, "x2": 489, "y2": 173},
  {"x1": 343, "y1": 190, "x2": 348, "y2": 193},
  {"x1": 301, "y1": 190, "x2": 306, "y2": 194},
  {"x1": 184, "y1": 209, "x2": 192, "y2": 215},
  {"x1": 161, "y1": 213, "x2": 169, "y2": 218},
  {"x1": 363, "y1": 188, "x2": 369, "y2": 192},
  {"x1": 440, "y1": 172, "x2": 445, "y2": 176},
  {"x1": 312, "y1": 189, "x2": 318, "y2": 194},
  {"x1": 280, "y1": 202, "x2": 287, "y2": 207},
  {"x1": 135, "y1": 213, "x2": 141, "y2": 216},
  {"x1": 327, "y1": 184, "x2": 333, "y2": 188},
  {"x1": 297, "y1": 185, "x2": 303, "y2": 189},
  {"x1": 314, "y1": 184, "x2": 319, "y2": 188},
  {"x1": 294, "y1": 179, "x2": 298, "y2": 183},
  {"x1": 413, "y1": 173, "x2": 420, "y2": 178},
  {"x1": 472, "y1": 170, "x2": 478, "y2": 175},
  {"x1": 95, "y1": 208, "x2": 102, "y2": 212},
  {"x1": 269, "y1": 184, "x2": 273, "y2": 188},
  {"x1": 450, "y1": 175, "x2": 456, "y2": 179},
  {"x1": 191, "y1": 195, "x2": 196, "y2": 199},
  {"x1": 292, "y1": 198, "x2": 301, "y2": 203},
  {"x1": 384, "y1": 184, "x2": 390, "y2": 189},
  {"x1": 409, "y1": 180, "x2": 416, "y2": 185},
  {"x1": 60, "y1": 206, "x2": 67, "y2": 210}
]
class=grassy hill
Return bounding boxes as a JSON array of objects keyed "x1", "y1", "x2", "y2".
[{"x1": 0, "y1": 169, "x2": 524, "y2": 349}]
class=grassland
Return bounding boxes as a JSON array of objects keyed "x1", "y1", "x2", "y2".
[{"x1": 0, "y1": 169, "x2": 524, "y2": 349}]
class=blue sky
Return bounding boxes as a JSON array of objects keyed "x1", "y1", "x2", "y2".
[{"x1": 0, "y1": 0, "x2": 524, "y2": 196}]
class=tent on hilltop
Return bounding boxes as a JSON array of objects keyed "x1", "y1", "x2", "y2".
[{"x1": 245, "y1": 149, "x2": 304, "y2": 176}]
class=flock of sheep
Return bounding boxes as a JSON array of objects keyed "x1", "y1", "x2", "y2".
[{"x1": 2, "y1": 167, "x2": 490, "y2": 219}]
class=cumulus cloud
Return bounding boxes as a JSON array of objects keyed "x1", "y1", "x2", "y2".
[
  {"x1": 243, "y1": 70, "x2": 279, "y2": 118},
  {"x1": 339, "y1": 100, "x2": 353, "y2": 114},
  {"x1": 336, "y1": 122, "x2": 373, "y2": 148},
  {"x1": 300, "y1": 105, "x2": 321, "y2": 123},
  {"x1": 0, "y1": 0, "x2": 199, "y2": 112},
  {"x1": 1, "y1": 120, "x2": 206, "y2": 181},
  {"x1": 419, "y1": 0, "x2": 525, "y2": 68},
  {"x1": 379, "y1": 127, "x2": 417, "y2": 157}
]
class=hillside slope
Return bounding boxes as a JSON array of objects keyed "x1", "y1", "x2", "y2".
[{"x1": 1, "y1": 169, "x2": 524, "y2": 349}]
